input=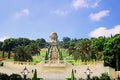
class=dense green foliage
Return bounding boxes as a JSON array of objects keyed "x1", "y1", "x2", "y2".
[
  {"x1": 100, "y1": 73, "x2": 110, "y2": 80},
  {"x1": 103, "y1": 34, "x2": 120, "y2": 70},
  {"x1": 0, "y1": 73, "x2": 9, "y2": 80},
  {"x1": 9, "y1": 73, "x2": 22, "y2": 80},
  {"x1": 0, "y1": 41, "x2": 2, "y2": 51},
  {"x1": 2, "y1": 38, "x2": 17, "y2": 59},
  {"x1": 0, "y1": 72, "x2": 44, "y2": 80},
  {"x1": 0, "y1": 73, "x2": 23, "y2": 80},
  {"x1": 92, "y1": 76, "x2": 99, "y2": 80},
  {"x1": 13, "y1": 45, "x2": 33, "y2": 61},
  {"x1": 0, "y1": 34, "x2": 120, "y2": 70},
  {"x1": 91, "y1": 73, "x2": 110, "y2": 80},
  {"x1": 60, "y1": 34, "x2": 120, "y2": 70},
  {"x1": 36, "y1": 38, "x2": 46, "y2": 48},
  {"x1": 0, "y1": 38, "x2": 46, "y2": 61}
]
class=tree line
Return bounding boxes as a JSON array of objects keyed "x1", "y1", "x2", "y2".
[
  {"x1": 59, "y1": 34, "x2": 120, "y2": 71},
  {"x1": 0, "y1": 38, "x2": 46, "y2": 61},
  {"x1": 0, "y1": 34, "x2": 120, "y2": 70}
]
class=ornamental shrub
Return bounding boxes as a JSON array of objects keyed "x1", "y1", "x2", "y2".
[{"x1": 100, "y1": 73, "x2": 110, "y2": 80}]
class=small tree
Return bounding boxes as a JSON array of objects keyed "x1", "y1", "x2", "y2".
[
  {"x1": 100, "y1": 73, "x2": 110, "y2": 80},
  {"x1": 0, "y1": 73, "x2": 9, "y2": 80},
  {"x1": 9, "y1": 73, "x2": 22, "y2": 80},
  {"x1": 45, "y1": 51, "x2": 48, "y2": 60},
  {"x1": 92, "y1": 76, "x2": 99, "y2": 80}
]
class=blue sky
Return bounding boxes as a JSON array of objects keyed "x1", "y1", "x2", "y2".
[{"x1": 0, "y1": 0, "x2": 120, "y2": 41}]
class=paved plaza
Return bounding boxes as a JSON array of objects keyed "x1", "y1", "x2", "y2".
[
  {"x1": 0, "y1": 61, "x2": 71, "y2": 80},
  {"x1": 0, "y1": 60, "x2": 118, "y2": 80}
]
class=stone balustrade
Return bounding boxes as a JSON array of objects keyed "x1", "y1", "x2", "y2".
[{"x1": 43, "y1": 60, "x2": 66, "y2": 67}]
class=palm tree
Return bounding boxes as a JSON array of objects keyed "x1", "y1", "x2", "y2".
[
  {"x1": 27, "y1": 43, "x2": 40, "y2": 56},
  {"x1": 13, "y1": 45, "x2": 33, "y2": 61}
]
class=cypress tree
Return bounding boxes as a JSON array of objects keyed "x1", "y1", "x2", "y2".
[
  {"x1": 71, "y1": 69, "x2": 75, "y2": 80},
  {"x1": 32, "y1": 69, "x2": 37, "y2": 80}
]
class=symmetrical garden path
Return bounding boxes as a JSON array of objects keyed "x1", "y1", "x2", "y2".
[
  {"x1": 0, "y1": 60, "x2": 116, "y2": 80},
  {"x1": 0, "y1": 61, "x2": 72, "y2": 80}
]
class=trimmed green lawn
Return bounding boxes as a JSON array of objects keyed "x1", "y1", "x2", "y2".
[
  {"x1": 62, "y1": 53, "x2": 69, "y2": 57},
  {"x1": 33, "y1": 59, "x2": 42, "y2": 63}
]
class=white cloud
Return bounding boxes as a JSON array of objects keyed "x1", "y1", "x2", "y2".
[
  {"x1": 0, "y1": 37, "x2": 9, "y2": 42},
  {"x1": 73, "y1": 0, "x2": 88, "y2": 9},
  {"x1": 91, "y1": 0, "x2": 101, "y2": 8},
  {"x1": 89, "y1": 10, "x2": 110, "y2": 21},
  {"x1": 15, "y1": 8, "x2": 29, "y2": 19},
  {"x1": 89, "y1": 25, "x2": 120, "y2": 38},
  {"x1": 72, "y1": 0, "x2": 101, "y2": 10},
  {"x1": 51, "y1": 9, "x2": 68, "y2": 16}
]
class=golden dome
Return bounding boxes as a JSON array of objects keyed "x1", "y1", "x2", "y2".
[{"x1": 49, "y1": 32, "x2": 58, "y2": 40}]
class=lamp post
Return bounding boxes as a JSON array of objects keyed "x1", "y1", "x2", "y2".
[
  {"x1": 84, "y1": 67, "x2": 92, "y2": 80},
  {"x1": 21, "y1": 66, "x2": 29, "y2": 80}
]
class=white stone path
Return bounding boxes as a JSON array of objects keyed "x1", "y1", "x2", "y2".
[
  {"x1": 0, "y1": 61, "x2": 115, "y2": 80},
  {"x1": 0, "y1": 61, "x2": 71, "y2": 80}
]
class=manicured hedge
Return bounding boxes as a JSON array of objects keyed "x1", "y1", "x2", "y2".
[{"x1": 66, "y1": 60, "x2": 75, "y2": 63}]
